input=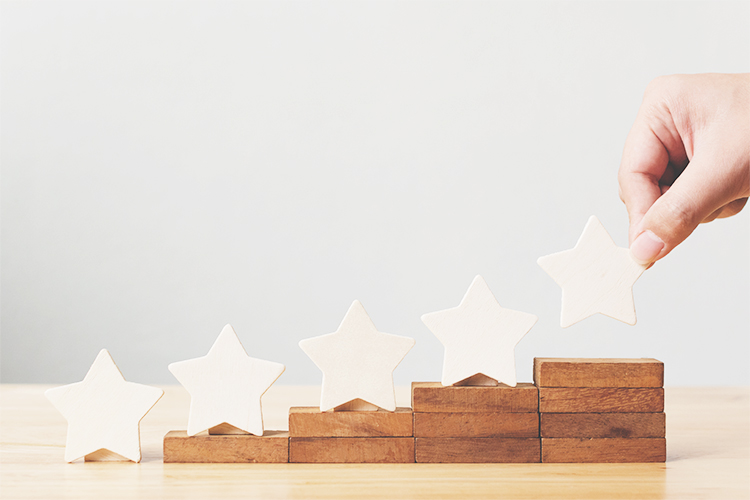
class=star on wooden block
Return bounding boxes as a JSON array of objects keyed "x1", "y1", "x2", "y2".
[
  {"x1": 299, "y1": 300, "x2": 415, "y2": 412},
  {"x1": 538, "y1": 215, "x2": 647, "y2": 328},
  {"x1": 421, "y1": 275, "x2": 537, "y2": 387},
  {"x1": 45, "y1": 349, "x2": 163, "y2": 463},
  {"x1": 168, "y1": 324, "x2": 285, "y2": 436}
]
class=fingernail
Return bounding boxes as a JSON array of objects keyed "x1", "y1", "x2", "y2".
[{"x1": 630, "y1": 230, "x2": 665, "y2": 265}]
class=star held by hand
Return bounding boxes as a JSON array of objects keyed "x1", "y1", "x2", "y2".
[
  {"x1": 421, "y1": 275, "x2": 537, "y2": 387},
  {"x1": 537, "y1": 215, "x2": 647, "y2": 327},
  {"x1": 299, "y1": 300, "x2": 415, "y2": 412},
  {"x1": 45, "y1": 349, "x2": 164, "y2": 463},
  {"x1": 168, "y1": 324, "x2": 285, "y2": 436}
]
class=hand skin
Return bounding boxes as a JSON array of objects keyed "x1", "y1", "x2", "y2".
[{"x1": 618, "y1": 73, "x2": 750, "y2": 265}]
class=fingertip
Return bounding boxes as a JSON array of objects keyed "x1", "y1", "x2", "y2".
[{"x1": 630, "y1": 230, "x2": 665, "y2": 265}]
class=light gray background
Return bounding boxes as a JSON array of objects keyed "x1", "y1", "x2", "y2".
[{"x1": 2, "y1": 1, "x2": 748, "y2": 386}]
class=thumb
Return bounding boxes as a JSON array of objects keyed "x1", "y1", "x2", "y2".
[{"x1": 630, "y1": 152, "x2": 737, "y2": 265}]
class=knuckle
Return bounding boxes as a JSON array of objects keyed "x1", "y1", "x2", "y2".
[
  {"x1": 643, "y1": 74, "x2": 689, "y2": 111},
  {"x1": 644, "y1": 75, "x2": 672, "y2": 97},
  {"x1": 655, "y1": 193, "x2": 699, "y2": 237}
]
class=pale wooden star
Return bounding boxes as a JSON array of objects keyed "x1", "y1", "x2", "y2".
[
  {"x1": 538, "y1": 215, "x2": 647, "y2": 327},
  {"x1": 421, "y1": 275, "x2": 537, "y2": 387},
  {"x1": 299, "y1": 300, "x2": 415, "y2": 412},
  {"x1": 45, "y1": 349, "x2": 163, "y2": 463},
  {"x1": 168, "y1": 324, "x2": 285, "y2": 436}
]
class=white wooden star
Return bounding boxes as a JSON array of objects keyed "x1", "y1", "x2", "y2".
[
  {"x1": 538, "y1": 215, "x2": 647, "y2": 328},
  {"x1": 45, "y1": 349, "x2": 163, "y2": 463},
  {"x1": 168, "y1": 324, "x2": 285, "y2": 436},
  {"x1": 299, "y1": 300, "x2": 415, "y2": 412},
  {"x1": 421, "y1": 275, "x2": 537, "y2": 387}
]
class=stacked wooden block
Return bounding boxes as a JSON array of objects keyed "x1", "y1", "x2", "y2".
[
  {"x1": 165, "y1": 358, "x2": 667, "y2": 464},
  {"x1": 165, "y1": 408, "x2": 418, "y2": 464},
  {"x1": 288, "y1": 406, "x2": 414, "y2": 463},
  {"x1": 164, "y1": 430, "x2": 290, "y2": 463},
  {"x1": 165, "y1": 408, "x2": 417, "y2": 463},
  {"x1": 412, "y1": 382, "x2": 541, "y2": 463},
  {"x1": 164, "y1": 431, "x2": 289, "y2": 464},
  {"x1": 536, "y1": 358, "x2": 666, "y2": 463}
]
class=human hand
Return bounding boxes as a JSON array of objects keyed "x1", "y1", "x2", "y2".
[{"x1": 618, "y1": 73, "x2": 749, "y2": 265}]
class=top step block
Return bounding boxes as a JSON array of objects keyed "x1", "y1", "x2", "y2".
[
  {"x1": 412, "y1": 382, "x2": 538, "y2": 413},
  {"x1": 534, "y1": 358, "x2": 664, "y2": 388}
]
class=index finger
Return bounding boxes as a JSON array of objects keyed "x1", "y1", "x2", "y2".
[{"x1": 618, "y1": 129, "x2": 668, "y2": 243}]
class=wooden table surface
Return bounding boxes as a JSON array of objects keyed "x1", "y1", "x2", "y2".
[{"x1": 1, "y1": 385, "x2": 748, "y2": 499}]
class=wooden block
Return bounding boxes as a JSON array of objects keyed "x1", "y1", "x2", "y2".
[
  {"x1": 539, "y1": 388, "x2": 664, "y2": 413},
  {"x1": 412, "y1": 382, "x2": 538, "y2": 413},
  {"x1": 415, "y1": 438, "x2": 540, "y2": 463},
  {"x1": 163, "y1": 430, "x2": 289, "y2": 463},
  {"x1": 542, "y1": 438, "x2": 666, "y2": 463},
  {"x1": 414, "y1": 412, "x2": 539, "y2": 438},
  {"x1": 534, "y1": 358, "x2": 663, "y2": 388},
  {"x1": 541, "y1": 413, "x2": 665, "y2": 438},
  {"x1": 289, "y1": 437, "x2": 414, "y2": 463},
  {"x1": 289, "y1": 407, "x2": 413, "y2": 437}
]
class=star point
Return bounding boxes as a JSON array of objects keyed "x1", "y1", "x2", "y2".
[
  {"x1": 168, "y1": 324, "x2": 285, "y2": 436},
  {"x1": 538, "y1": 215, "x2": 646, "y2": 328},
  {"x1": 421, "y1": 275, "x2": 537, "y2": 387},
  {"x1": 299, "y1": 300, "x2": 415, "y2": 412}
]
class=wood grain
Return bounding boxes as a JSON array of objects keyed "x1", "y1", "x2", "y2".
[
  {"x1": 542, "y1": 438, "x2": 666, "y2": 463},
  {"x1": 539, "y1": 388, "x2": 664, "y2": 413},
  {"x1": 289, "y1": 437, "x2": 415, "y2": 463},
  {"x1": 414, "y1": 412, "x2": 539, "y2": 438},
  {"x1": 412, "y1": 382, "x2": 538, "y2": 413},
  {"x1": 541, "y1": 413, "x2": 665, "y2": 438},
  {"x1": 163, "y1": 430, "x2": 289, "y2": 463},
  {"x1": 289, "y1": 407, "x2": 413, "y2": 437},
  {"x1": 534, "y1": 358, "x2": 663, "y2": 388},
  {"x1": 416, "y1": 438, "x2": 541, "y2": 463}
]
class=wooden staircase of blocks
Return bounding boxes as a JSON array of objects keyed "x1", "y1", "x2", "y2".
[{"x1": 164, "y1": 358, "x2": 666, "y2": 464}]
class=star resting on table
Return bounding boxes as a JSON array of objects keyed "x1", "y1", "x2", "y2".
[
  {"x1": 45, "y1": 349, "x2": 163, "y2": 462},
  {"x1": 299, "y1": 300, "x2": 415, "y2": 412},
  {"x1": 421, "y1": 275, "x2": 537, "y2": 387},
  {"x1": 168, "y1": 324, "x2": 285, "y2": 436},
  {"x1": 538, "y1": 215, "x2": 647, "y2": 328}
]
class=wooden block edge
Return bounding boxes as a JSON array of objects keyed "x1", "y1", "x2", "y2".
[
  {"x1": 541, "y1": 437, "x2": 667, "y2": 463},
  {"x1": 533, "y1": 357, "x2": 664, "y2": 388},
  {"x1": 289, "y1": 437, "x2": 416, "y2": 464}
]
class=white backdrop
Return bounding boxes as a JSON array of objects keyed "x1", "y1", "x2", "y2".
[{"x1": 2, "y1": 1, "x2": 748, "y2": 386}]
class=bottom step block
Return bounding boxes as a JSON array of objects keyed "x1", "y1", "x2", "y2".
[
  {"x1": 415, "y1": 438, "x2": 541, "y2": 463},
  {"x1": 163, "y1": 430, "x2": 289, "y2": 463},
  {"x1": 289, "y1": 437, "x2": 414, "y2": 463},
  {"x1": 542, "y1": 438, "x2": 666, "y2": 463}
]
